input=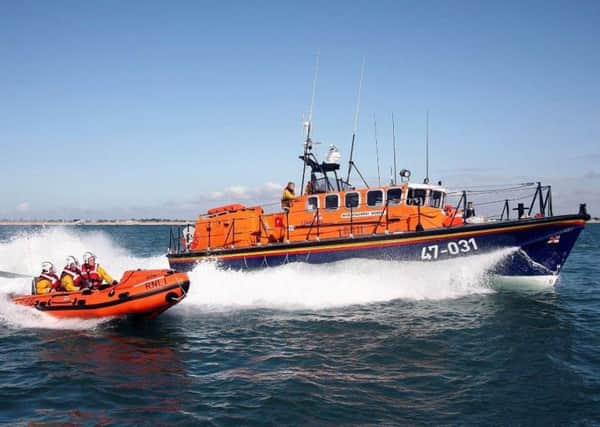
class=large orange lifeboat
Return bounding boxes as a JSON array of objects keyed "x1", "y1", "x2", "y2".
[
  {"x1": 12, "y1": 269, "x2": 190, "y2": 320},
  {"x1": 166, "y1": 123, "x2": 590, "y2": 285}
]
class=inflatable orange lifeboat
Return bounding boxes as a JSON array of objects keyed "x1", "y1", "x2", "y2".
[{"x1": 12, "y1": 269, "x2": 190, "y2": 320}]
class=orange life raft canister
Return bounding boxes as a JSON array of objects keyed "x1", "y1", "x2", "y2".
[{"x1": 207, "y1": 204, "x2": 246, "y2": 215}]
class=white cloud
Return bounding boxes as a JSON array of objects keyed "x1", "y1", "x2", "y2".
[
  {"x1": 224, "y1": 185, "x2": 249, "y2": 198},
  {"x1": 584, "y1": 170, "x2": 600, "y2": 179},
  {"x1": 209, "y1": 191, "x2": 224, "y2": 199},
  {"x1": 16, "y1": 202, "x2": 30, "y2": 212},
  {"x1": 264, "y1": 181, "x2": 281, "y2": 191},
  {"x1": 185, "y1": 182, "x2": 283, "y2": 210}
]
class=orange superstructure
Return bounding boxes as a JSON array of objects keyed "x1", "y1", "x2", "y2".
[{"x1": 186, "y1": 182, "x2": 464, "y2": 253}]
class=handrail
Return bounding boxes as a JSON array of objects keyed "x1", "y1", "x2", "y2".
[
  {"x1": 527, "y1": 183, "x2": 553, "y2": 217},
  {"x1": 544, "y1": 186, "x2": 553, "y2": 216},
  {"x1": 446, "y1": 191, "x2": 466, "y2": 227},
  {"x1": 286, "y1": 210, "x2": 290, "y2": 241},
  {"x1": 305, "y1": 207, "x2": 320, "y2": 240},
  {"x1": 528, "y1": 182, "x2": 542, "y2": 216},
  {"x1": 179, "y1": 182, "x2": 555, "y2": 251},
  {"x1": 258, "y1": 215, "x2": 270, "y2": 243},
  {"x1": 373, "y1": 200, "x2": 388, "y2": 234},
  {"x1": 223, "y1": 218, "x2": 235, "y2": 247},
  {"x1": 500, "y1": 199, "x2": 510, "y2": 220},
  {"x1": 349, "y1": 205, "x2": 353, "y2": 236}
]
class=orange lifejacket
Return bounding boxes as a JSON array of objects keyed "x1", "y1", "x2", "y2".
[
  {"x1": 61, "y1": 266, "x2": 83, "y2": 287},
  {"x1": 81, "y1": 264, "x2": 102, "y2": 288},
  {"x1": 40, "y1": 272, "x2": 61, "y2": 292}
]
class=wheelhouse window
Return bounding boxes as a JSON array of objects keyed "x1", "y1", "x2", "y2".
[
  {"x1": 407, "y1": 188, "x2": 427, "y2": 206},
  {"x1": 307, "y1": 196, "x2": 319, "y2": 211},
  {"x1": 312, "y1": 177, "x2": 329, "y2": 193},
  {"x1": 429, "y1": 191, "x2": 443, "y2": 208},
  {"x1": 345, "y1": 192, "x2": 360, "y2": 209},
  {"x1": 387, "y1": 188, "x2": 403, "y2": 205},
  {"x1": 367, "y1": 190, "x2": 384, "y2": 207},
  {"x1": 325, "y1": 194, "x2": 339, "y2": 210}
]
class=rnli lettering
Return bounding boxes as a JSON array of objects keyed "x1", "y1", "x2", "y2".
[
  {"x1": 421, "y1": 238, "x2": 479, "y2": 260},
  {"x1": 145, "y1": 279, "x2": 164, "y2": 290},
  {"x1": 341, "y1": 210, "x2": 383, "y2": 219}
]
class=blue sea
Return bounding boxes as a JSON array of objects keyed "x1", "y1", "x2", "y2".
[{"x1": 1, "y1": 224, "x2": 599, "y2": 426}]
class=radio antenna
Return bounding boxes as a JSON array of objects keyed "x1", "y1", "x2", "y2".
[
  {"x1": 392, "y1": 112, "x2": 397, "y2": 185},
  {"x1": 307, "y1": 50, "x2": 320, "y2": 133},
  {"x1": 346, "y1": 57, "x2": 365, "y2": 185},
  {"x1": 301, "y1": 50, "x2": 320, "y2": 192},
  {"x1": 373, "y1": 113, "x2": 381, "y2": 186},
  {"x1": 425, "y1": 109, "x2": 430, "y2": 184}
]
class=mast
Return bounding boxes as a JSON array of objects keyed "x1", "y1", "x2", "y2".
[
  {"x1": 301, "y1": 50, "x2": 320, "y2": 192},
  {"x1": 424, "y1": 109, "x2": 430, "y2": 184},
  {"x1": 392, "y1": 112, "x2": 397, "y2": 185},
  {"x1": 346, "y1": 58, "x2": 365, "y2": 185},
  {"x1": 374, "y1": 113, "x2": 381, "y2": 186}
]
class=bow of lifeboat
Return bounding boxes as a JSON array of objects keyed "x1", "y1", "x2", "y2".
[{"x1": 12, "y1": 269, "x2": 190, "y2": 320}]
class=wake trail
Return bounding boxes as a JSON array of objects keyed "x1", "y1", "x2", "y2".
[
  {"x1": 0, "y1": 227, "x2": 517, "y2": 326},
  {"x1": 181, "y1": 249, "x2": 516, "y2": 311},
  {"x1": 0, "y1": 227, "x2": 166, "y2": 330}
]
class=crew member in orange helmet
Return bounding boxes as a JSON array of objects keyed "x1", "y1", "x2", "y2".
[
  {"x1": 35, "y1": 261, "x2": 61, "y2": 295},
  {"x1": 60, "y1": 255, "x2": 83, "y2": 292},
  {"x1": 81, "y1": 252, "x2": 117, "y2": 289}
]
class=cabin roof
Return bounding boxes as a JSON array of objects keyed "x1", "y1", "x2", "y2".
[{"x1": 405, "y1": 183, "x2": 447, "y2": 192}]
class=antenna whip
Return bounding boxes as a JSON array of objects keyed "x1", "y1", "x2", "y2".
[
  {"x1": 374, "y1": 113, "x2": 381, "y2": 186},
  {"x1": 425, "y1": 109, "x2": 430, "y2": 184},
  {"x1": 301, "y1": 50, "x2": 321, "y2": 192},
  {"x1": 392, "y1": 112, "x2": 397, "y2": 185},
  {"x1": 346, "y1": 57, "x2": 366, "y2": 184}
]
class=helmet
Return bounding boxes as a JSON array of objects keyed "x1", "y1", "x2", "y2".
[
  {"x1": 65, "y1": 255, "x2": 79, "y2": 267},
  {"x1": 41, "y1": 261, "x2": 54, "y2": 273},
  {"x1": 82, "y1": 251, "x2": 96, "y2": 264}
]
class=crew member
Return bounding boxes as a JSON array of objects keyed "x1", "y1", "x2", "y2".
[
  {"x1": 81, "y1": 252, "x2": 117, "y2": 289},
  {"x1": 304, "y1": 180, "x2": 314, "y2": 195},
  {"x1": 35, "y1": 262, "x2": 61, "y2": 295},
  {"x1": 281, "y1": 181, "x2": 296, "y2": 210},
  {"x1": 60, "y1": 255, "x2": 83, "y2": 292}
]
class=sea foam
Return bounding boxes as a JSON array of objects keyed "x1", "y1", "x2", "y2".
[{"x1": 0, "y1": 227, "x2": 516, "y2": 328}]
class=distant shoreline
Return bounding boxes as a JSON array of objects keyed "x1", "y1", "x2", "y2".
[{"x1": 0, "y1": 220, "x2": 193, "y2": 226}]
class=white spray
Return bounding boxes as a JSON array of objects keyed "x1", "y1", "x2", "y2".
[{"x1": 0, "y1": 227, "x2": 518, "y2": 328}]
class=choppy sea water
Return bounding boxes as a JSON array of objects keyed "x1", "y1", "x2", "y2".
[{"x1": 0, "y1": 224, "x2": 599, "y2": 426}]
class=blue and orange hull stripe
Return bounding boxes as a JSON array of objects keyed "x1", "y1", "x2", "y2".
[{"x1": 168, "y1": 216, "x2": 586, "y2": 264}]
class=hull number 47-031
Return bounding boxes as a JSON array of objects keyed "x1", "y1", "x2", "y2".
[{"x1": 421, "y1": 238, "x2": 479, "y2": 260}]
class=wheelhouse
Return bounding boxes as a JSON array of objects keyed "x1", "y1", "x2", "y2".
[{"x1": 302, "y1": 183, "x2": 447, "y2": 211}]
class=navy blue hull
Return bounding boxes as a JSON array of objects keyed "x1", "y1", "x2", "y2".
[{"x1": 168, "y1": 216, "x2": 586, "y2": 278}]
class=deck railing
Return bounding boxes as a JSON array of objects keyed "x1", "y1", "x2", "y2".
[{"x1": 168, "y1": 182, "x2": 554, "y2": 253}]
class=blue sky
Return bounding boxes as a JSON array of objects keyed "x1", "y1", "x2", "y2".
[{"x1": 1, "y1": 0, "x2": 599, "y2": 219}]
